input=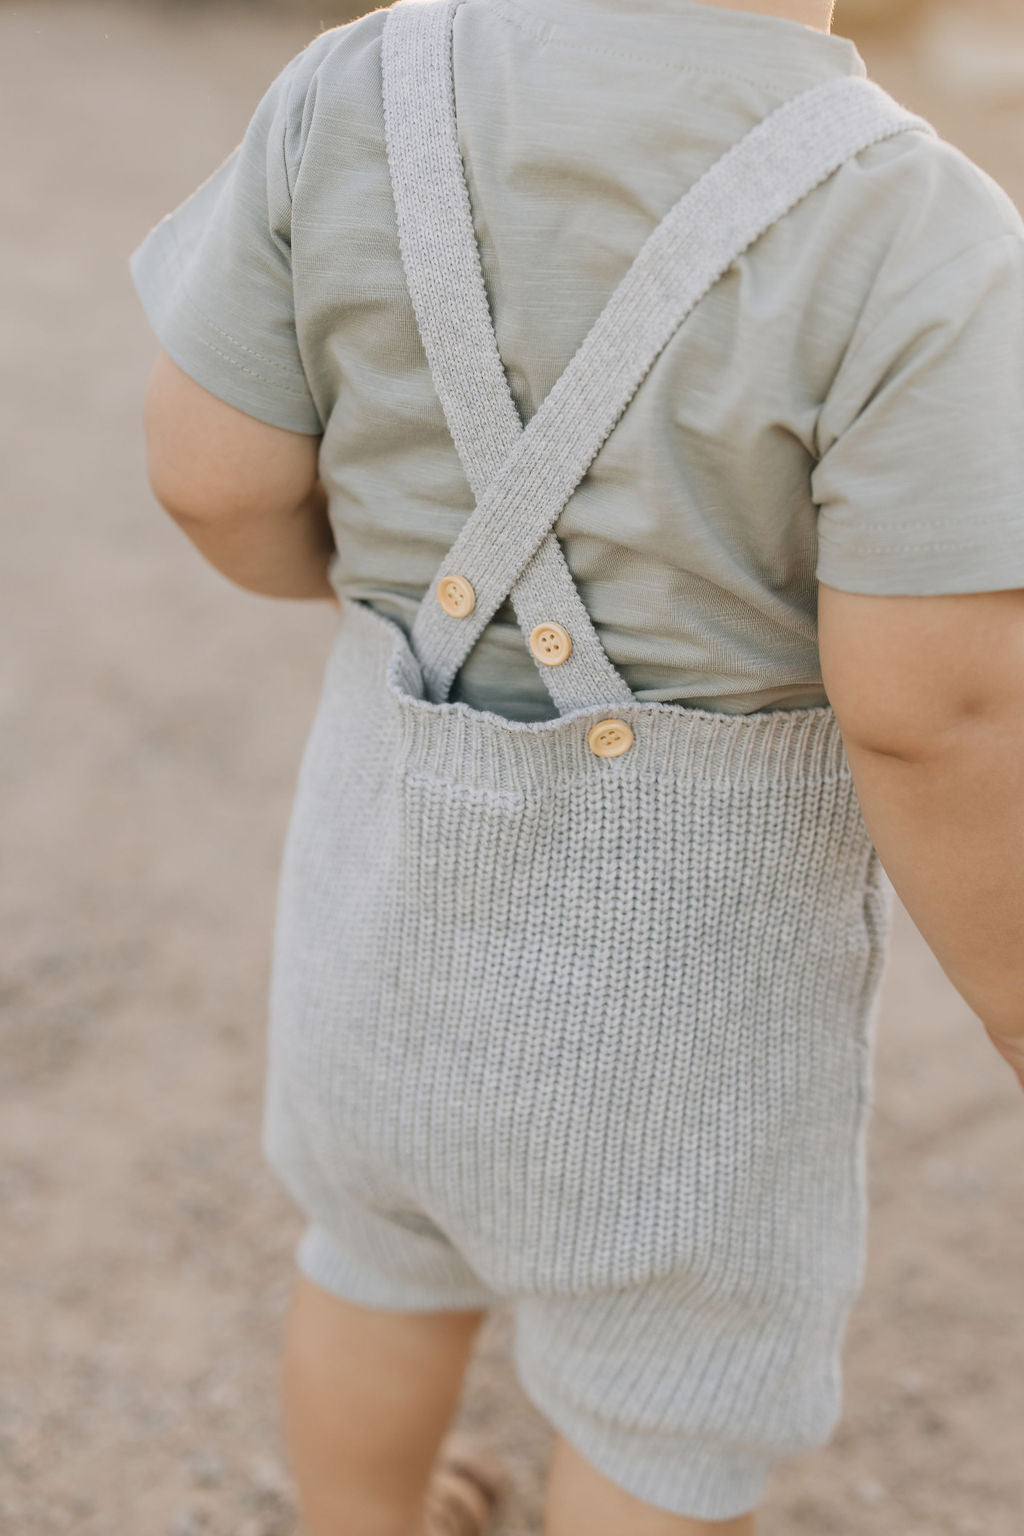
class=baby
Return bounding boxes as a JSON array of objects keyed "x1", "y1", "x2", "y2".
[{"x1": 131, "y1": 0, "x2": 1024, "y2": 1531}]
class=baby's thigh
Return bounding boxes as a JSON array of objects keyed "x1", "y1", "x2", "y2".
[{"x1": 543, "y1": 1432, "x2": 757, "y2": 1536}]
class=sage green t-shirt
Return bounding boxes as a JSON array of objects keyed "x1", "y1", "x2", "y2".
[{"x1": 130, "y1": 0, "x2": 1024, "y2": 720}]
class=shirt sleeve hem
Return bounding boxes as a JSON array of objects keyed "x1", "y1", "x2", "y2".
[
  {"x1": 816, "y1": 529, "x2": 1024, "y2": 595},
  {"x1": 129, "y1": 227, "x2": 324, "y2": 436}
]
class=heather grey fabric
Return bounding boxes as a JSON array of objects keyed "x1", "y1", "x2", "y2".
[
  {"x1": 128, "y1": 0, "x2": 1024, "y2": 722},
  {"x1": 381, "y1": 0, "x2": 931, "y2": 713},
  {"x1": 262, "y1": 1, "x2": 910, "y2": 1518}
]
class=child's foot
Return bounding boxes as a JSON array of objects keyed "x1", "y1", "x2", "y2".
[{"x1": 422, "y1": 1434, "x2": 509, "y2": 1535}]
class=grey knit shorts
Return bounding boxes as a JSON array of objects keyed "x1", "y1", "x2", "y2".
[{"x1": 263, "y1": 603, "x2": 894, "y2": 1524}]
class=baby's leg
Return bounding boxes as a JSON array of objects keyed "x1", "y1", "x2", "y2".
[
  {"x1": 544, "y1": 1433, "x2": 757, "y2": 1536},
  {"x1": 280, "y1": 1270, "x2": 489, "y2": 1536}
]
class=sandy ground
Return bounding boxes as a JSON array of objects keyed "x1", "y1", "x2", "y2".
[{"x1": 2, "y1": 2, "x2": 1024, "y2": 1532}]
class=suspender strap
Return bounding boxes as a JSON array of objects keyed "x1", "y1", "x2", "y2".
[{"x1": 383, "y1": 0, "x2": 935, "y2": 711}]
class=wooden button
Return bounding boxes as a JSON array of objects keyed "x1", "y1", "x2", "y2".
[
  {"x1": 587, "y1": 719, "x2": 634, "y2": 758},
  {"x1": 436, "y1": 573, "x2": 476, "y2": 618},
  {"x1": 529, "y1": 621, "x2": 573, "y2": 667}
]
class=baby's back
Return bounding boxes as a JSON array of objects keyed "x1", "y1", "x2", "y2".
[{"x1": 131, "y1": 0, "x2": 1024, "y2": 718}]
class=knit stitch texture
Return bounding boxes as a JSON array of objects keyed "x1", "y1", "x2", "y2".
[{"x1": 263, "y1": 0, "x2": 917, "y2": 1517}]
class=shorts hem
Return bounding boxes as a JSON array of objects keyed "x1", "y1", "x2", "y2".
[
  {"x1": 513, "y1": 1331, "x2": 769, "y2": 1522},
  {"x1": 296, "y1": 1223, "x2": 499, "y2": 1314}
]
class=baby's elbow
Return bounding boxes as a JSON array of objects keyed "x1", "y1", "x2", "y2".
[{"x1": 143, "y1": 447, "x2": 235, "y2": 528}]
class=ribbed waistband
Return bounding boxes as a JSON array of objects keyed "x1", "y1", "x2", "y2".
[{"x1": 337, "y1": 598, "x2": 852, "y2": 796}]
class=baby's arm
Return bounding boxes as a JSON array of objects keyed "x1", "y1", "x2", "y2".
[
  {"x1": 142, "y1": 349, "x2": 338, "y2": 603},
  {"x1": 819, "y1": 582, "x2": 1024, "y2": 1089}
]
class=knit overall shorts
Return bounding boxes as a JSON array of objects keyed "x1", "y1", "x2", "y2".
[{"x1": 264, "y1": 0, "x2": 934, "y2": 1518}]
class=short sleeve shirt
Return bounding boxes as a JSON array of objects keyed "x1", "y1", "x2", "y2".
[{"x1": 130, "y1": 0, "x2": 1024, "y2": 720}]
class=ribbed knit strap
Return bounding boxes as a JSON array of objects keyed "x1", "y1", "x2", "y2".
[
  {"x1": 382, "y1": 0, "x2": 634, "y2": 713},
  {"x1": 384, "y1": 0, "x2": 935, "y2": 709},
  {"x1": 382, "y1": 0, "x2": 520, "y2": 504}
]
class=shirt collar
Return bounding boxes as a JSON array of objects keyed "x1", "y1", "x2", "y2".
[{"x1": 484, "y1": 0, "x2": 868, "y2": 88}]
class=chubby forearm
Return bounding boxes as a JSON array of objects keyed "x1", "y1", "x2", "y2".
[
  {"x1": 844, "y1": 719, "x2": 1024, "y2": 1039},
  {"x1": 168, "y1": 479, "x2": 338, "y2": 602}
]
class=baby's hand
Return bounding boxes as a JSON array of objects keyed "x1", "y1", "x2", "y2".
[{"x1": 983, "y1": 1025, "x2": 1024, "y2": 1096}]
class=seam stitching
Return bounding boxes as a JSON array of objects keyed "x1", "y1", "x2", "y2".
[{"x1": 473, "y1": 0, "x2": 837, "y2": 94}]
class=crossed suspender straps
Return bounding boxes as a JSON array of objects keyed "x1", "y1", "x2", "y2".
[{"x1": 381, "y1": 0, "x2": 935, "y2": 714}]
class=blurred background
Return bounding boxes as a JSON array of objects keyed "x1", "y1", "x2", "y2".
[{"x1": 2, "y1": 1, "x2": 1024, "y2": 1533}]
